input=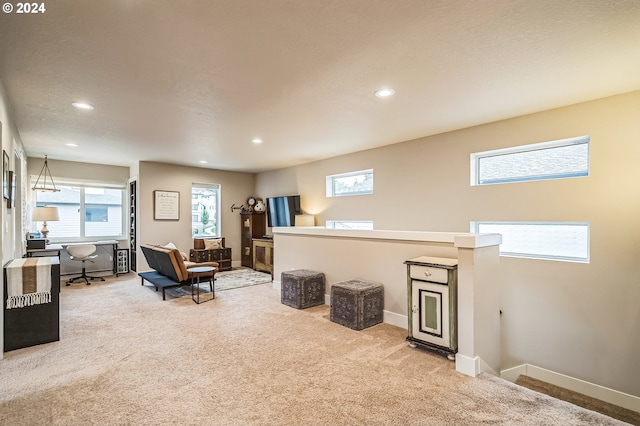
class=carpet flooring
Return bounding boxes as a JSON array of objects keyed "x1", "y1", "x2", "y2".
[{"x1": 0, "y1": 273, "x2": 630, "y2": 425}]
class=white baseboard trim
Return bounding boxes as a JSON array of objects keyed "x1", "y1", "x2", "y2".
[
  {"x1": 500, "y1": 364, "x2": 640, "y2": 412},
  {"x1": 383, "y1": 310, "x2": 407, "y2": 329},
  {"x1": 456, "y1": 353, "x2": 480, "y2": 377},
  {"x1": 272, "y1": 280, "x2": 281, "y2": 291}
]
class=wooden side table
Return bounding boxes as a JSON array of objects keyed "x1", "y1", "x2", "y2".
[{"x1": 187, "y1": 266, "x2": 216, "y2": 304}]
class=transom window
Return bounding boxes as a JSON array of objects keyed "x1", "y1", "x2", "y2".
[
  {"x1": 471, "y1": 136, "x2": 589, "y2": 186},
  {"x1": 471, "y1": 221, "x2": 590, "y2": 263},
  {"x1": 326, "y1": 169, "x2": 374, "y2": 197}
]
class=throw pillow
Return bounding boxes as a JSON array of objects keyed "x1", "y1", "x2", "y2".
[
  {"x1": 180, "y1": 251, "x2": 188, "y2": 261},
  {"x1": 164, "y1": 242, "x2": 177, "y2": 250},
  {"x1": 203, "y1": 238, "x2": 222, "y2": 250}
]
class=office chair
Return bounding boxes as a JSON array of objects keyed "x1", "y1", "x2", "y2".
[{"x1": 66, "y1": 244, "x2": 106, "y2": 286}]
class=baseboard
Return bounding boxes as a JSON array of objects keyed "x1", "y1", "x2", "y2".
[
  {"x1": 383, "y1": 310, "x2": 407, "y2": 329},
  {"x1": 272, "y1": 280, "x2": 281, "y2": 290},
  {"x1": 456, "y1": 353, "x2": 480, "y2": 377},
  {"x1": 500, "y1": 364, "x2": 640, "y2": 413}
]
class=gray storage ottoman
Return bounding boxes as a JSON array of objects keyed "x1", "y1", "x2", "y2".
[
  {"x1": 330, "y1": 279, "x2": 384, "y2": 330},
  {"x1": 281, "y1": 269, "x2": 325, "y2": 309}
]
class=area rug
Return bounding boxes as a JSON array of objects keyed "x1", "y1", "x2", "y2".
[
  {"x1": 214, "y1": 268, "x2": 273, "y2": 291},
  {"x1": 165, "y1": 268, "x2": 272, "y2": 298}
]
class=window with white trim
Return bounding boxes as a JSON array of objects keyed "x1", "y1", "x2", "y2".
[
  {"x1": 326, "y1": 169, "x2": 373, "y2": 197},
  {"x1": 471, "y1": 221, "x2": 590, "y2": 263},
  {"x1": 470, "y1": 136, "x2": 589, "y2": 186},
  {"x1": 32, "y1": 180, "x2": 126, "y2": 242},
  {"x1": 192, "y1": 183, "x2": 220, "y2": 238},
  {"x1": 326, "y1": 220, "x2": 374, "y2": 230}
]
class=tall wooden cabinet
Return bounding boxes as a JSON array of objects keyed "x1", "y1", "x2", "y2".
[{"x1": 241, "y1": 212, "x2": 265, "y2": 268}]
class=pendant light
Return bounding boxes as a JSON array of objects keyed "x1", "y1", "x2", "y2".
[{"x1": 31, "y1": 155, "x2": 60, "y2": 192}]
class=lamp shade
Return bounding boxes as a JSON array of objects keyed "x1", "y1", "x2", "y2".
[
  {"x1": 295, "y1": 214, "x2": 315, "y2": 227},
  {"x1": 32, "y1": 206, "x2": 60, "y2": 222}
]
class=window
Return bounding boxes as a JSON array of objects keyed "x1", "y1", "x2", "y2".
[
  {"x1": 471, "y1": 221, "x2": 590, "y2": 263},
  {"x1": 192, "y1": 183, "x2": 220, "y2": 238},
  {"x1": 471, "y1": 136, "x2": 589, "y2": 186},
  {"x1": 326, "y1": 169, "x2": 373, "y2": 197},
  {"x1": 33, "y1": 183, "x2": 125, "y2": 241},
  {"x1": 85, "y1": 205, "x2": 108, "y2": 222},
  {"x1": 326, "y1": 220, "x2": 374, "y2": 230}
]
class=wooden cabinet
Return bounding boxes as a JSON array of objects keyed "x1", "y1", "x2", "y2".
[
  {"x1": 404, "y1": 256, "x2": 458, "y2": 359},
  {"x1": 241, "y1": 213, "x2": 265, "y2": 268},
  {"x1": 189, "y1": 248, "x2": 232, "y2": 271},
  {"x1": 252, "y1": 238, "x2": 273, "y2": 275}
]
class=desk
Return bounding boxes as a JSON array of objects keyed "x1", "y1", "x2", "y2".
[
  {"x1": 59, "y1": 241, "x2": 125, "y2": 277},
  {"x1": 26, "y1": 244, "x2": 63, "y2": 258}
]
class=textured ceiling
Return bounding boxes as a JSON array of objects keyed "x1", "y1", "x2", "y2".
[{"x1": 1, "y1": 0, "x2": 639, "y2": 173}]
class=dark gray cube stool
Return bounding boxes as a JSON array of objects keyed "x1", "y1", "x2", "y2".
[
  {"x1": 281, "y1": 270, "x2": 325, "y2": 309},
  {"x1": 330, "y1": 279, "x2": 384, "y2": 330}
]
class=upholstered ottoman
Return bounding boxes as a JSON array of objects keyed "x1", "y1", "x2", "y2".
[
  {"x1": 330, "y1": 279, "x2": 384, "y2": 330},
  {"x1": 281, "y1": 270, "x2": 325, "y2": 309}
]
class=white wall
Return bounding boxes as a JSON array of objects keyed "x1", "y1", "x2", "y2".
[
  {"x1": 272, "y1": 228, "x2": 502, "y2": 376},
  {"x1": 0, "y1": 78, "x2": 28, "y2": 360},
  {"x1": 256, "y1": 91, "x2": 640, "y2": 397}
]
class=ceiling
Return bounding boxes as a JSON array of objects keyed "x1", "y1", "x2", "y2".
[{"x1": 1, "y1": 0, "x2": 639, "y2": 173}]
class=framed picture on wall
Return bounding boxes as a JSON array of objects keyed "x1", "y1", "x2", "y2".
[
  {"x1": 3, "y1": 150, "x2": 9, "y2": 200},
  {"x1": 7, "y1": 170, "x2": 14, "y2": 208},
  {"x1": 154, "y1": 190, "x2": 180, "y2": 220}
]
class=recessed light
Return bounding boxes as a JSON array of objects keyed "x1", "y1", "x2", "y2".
[
  {"x1": 252, "y1": 138, "x2": 263, "y2": 144},
  {"x1": 65, "y1": 143, "x2": 78, "y2": 147},
  {"x1": 199, "y1": 160, "x2": 208, "y2": 164},
  {"x1": 375, "y1": 88, "x2": 395, "y2": 98},
  {"x1": 72, "y1": 102, "x2": 94, "y2": 110}
]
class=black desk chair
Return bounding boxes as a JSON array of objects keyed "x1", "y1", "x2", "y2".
[{"x1": 66, "y1": 244, "x2": 106, "y2": 286}]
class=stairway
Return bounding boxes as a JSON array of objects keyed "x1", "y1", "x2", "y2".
[{"x1": 515, "y1": 375, "x2": 639, "y2": 425}]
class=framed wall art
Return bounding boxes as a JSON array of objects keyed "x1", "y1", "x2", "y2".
[
  {"x1": 154, "y1": 190, "x2": 180, "y2": 220},
  {"x1": 3, "y1": 150, "x2": 9, "y2": 200},
  {"x1": 7, "y1": 170, "x2": 14, "y2": 208}
]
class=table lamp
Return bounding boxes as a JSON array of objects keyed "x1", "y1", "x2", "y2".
[
  {"x1": 32, "y1": 206, "x2": 59, "y2": 242},
  {"x1": 295, "y1": 214, "x2": 315, "y2": 227}
]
